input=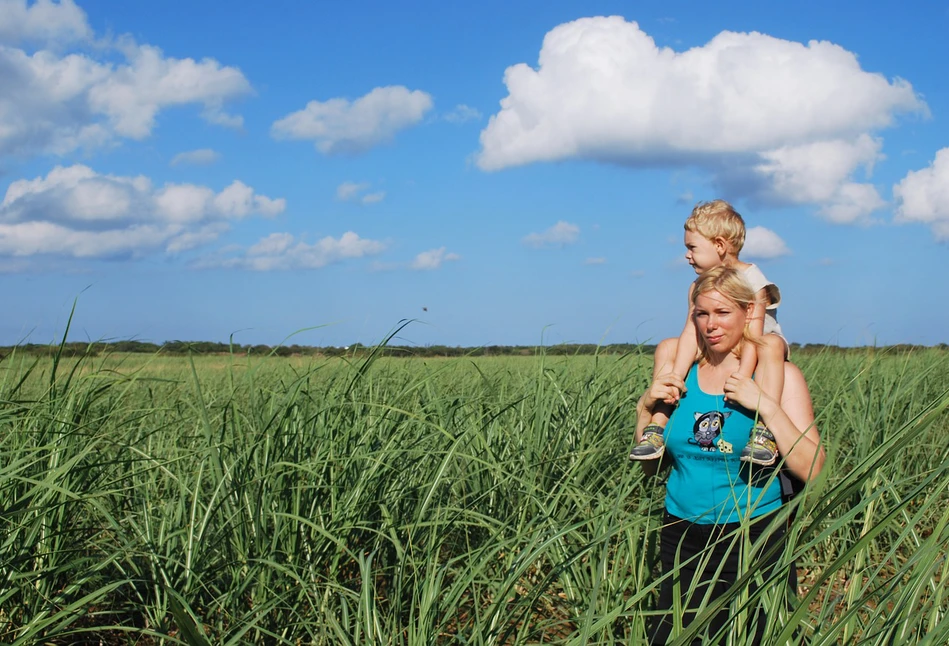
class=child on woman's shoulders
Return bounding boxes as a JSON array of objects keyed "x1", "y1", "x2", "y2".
[{"x1": 630, "y1": 199, "x2": 788, "y2": 466}]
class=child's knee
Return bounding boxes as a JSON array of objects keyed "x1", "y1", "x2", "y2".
[
  {"x1": 761, "y1": 334, "x2": 787, "y2": 360},
  {"x1": 656, "y1": 337, "x2": 678, "y2": 364}
]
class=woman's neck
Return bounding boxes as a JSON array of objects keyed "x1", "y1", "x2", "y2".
[{"x1": 700, "y1": 349, "x2": 741, "y2": 369}]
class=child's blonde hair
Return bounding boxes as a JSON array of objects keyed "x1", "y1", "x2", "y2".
[{"x1": 684, "y1": 200, "x2": 746, "y2": 255}]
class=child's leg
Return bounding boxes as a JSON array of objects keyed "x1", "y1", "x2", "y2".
[
  {"x1": 740, "y1": 334, "x2": 788, "y2": 466},
  {"x1": 752, "y1": 334, "x2": 787, "y2": 404},
  {"x1": 631, "y1": 336, "x2": 687, "y2": 461},
  {"x1": 649, "y1": 336, "x2": 682, "y2": 428}
]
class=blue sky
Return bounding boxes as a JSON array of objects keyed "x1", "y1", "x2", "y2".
[{"x1": 1, "y1": 0, "x2": 947, "y2": 348}]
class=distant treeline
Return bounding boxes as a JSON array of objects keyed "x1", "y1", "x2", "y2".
[{"x1": 2, "y1": 340, "x2": 947, "y2": 359}]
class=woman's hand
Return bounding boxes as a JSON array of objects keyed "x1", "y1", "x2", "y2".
[{"x1": 723, "y1": 372, "x2": 776, "y2": 415}]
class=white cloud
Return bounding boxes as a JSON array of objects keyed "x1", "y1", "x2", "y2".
[
  {"x1": 0, "y1": 32, "x2": 251, "y2": 159},
  {"x1": 477, "y1": 17, "x2": 925, "y2": 222},
  {"x1": 743, "y1": 226, "x2": 790, "y2": 259},
  {"x1": 444, "y1": 104, "x2": 482, "y2": 124},
  {"x1": 204, "y1": 231, "x2": 386, "y2": 271},
  {"x1": 336, "y1": 181, "x2": 385, "y2": 205},
  {"x1": 523, "y1": 220, "x2": 580, "y2": 248},
  {"x1": 410, "y1": 247, "x2": 460, "y2": 270},
  {"x1": 584, "y1": 257, "x2": 607, "y2": 265},
  {"x1": 336, "y1": 182, "x2": 367, "y2": 201},
  {"x1": 271, "y1": 85, "x2": 433, "y2": 154},
  {"x1": 0, "y1": 164, "x2": 284, "y2": 258},
  {"x1": 0, "y1": 0, "x2": 91, "y2": 45},
  {"x1": 170, "y1": 148, "x2": 220, "y2": 166},
  {"x1": 893, "y1": 148, "x2": 949, "y2": 241}
]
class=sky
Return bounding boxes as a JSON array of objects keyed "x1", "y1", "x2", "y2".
[{"x1": 1, "y1": 0, "x2": 948, "y2": 349}]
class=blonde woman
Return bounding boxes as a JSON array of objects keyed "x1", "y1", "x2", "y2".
[{"x1": 635, "y1": 266, "x2": 824, "y2": 645}]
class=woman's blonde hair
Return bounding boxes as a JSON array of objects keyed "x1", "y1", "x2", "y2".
[
  {"x1": 684, "y1": 200, "x2": 746, "y2": 255},
  {"x1": 691, "y1": 266, "x2": 759, "y2": 360}
]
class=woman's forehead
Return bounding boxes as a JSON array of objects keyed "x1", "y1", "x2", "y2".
[{"x1": 695, "y1": 290, "x2": 737, "y2": 308}]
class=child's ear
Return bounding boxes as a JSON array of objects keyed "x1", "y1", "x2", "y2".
[{"x1": 713, "y1": 237, "x2": 729, "y2": 256}]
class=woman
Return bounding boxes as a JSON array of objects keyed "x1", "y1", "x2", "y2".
[{"x1": 635, "y1": 266, "x2": 825, "y2": 645}]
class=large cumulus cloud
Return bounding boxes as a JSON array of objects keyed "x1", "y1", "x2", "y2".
[{"x1": 477, "y1": 17, "x2": 926, "y2": 223}]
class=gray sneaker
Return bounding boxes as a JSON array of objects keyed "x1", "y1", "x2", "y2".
[
  {"x1": 629, "y1": 424, "x2": 665, "y2": 460},
  {"x1": 739, "y1": 424, "x2": 778, "y2": 466}
]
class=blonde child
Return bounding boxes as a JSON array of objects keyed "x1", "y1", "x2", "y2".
[{"x1": 629, "y1": 200, "x2": 787, "y2": 465}]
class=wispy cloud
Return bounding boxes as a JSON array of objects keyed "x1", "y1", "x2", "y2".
[
  {"x1": 199, "y1": 231, "x2": 386, "y2": 271},
  {"x1": 170, "y1": 148, "x2": 220, "y2": 166},
  {"x1": 336, "y1": 181, "x2": 386, "y2": 205},
  {"x1": 523, "y1": 221, "x2": 580, "y2": 248},
  {"x1": 444, "y1": 104, "x2": 482, "y2": 124}
]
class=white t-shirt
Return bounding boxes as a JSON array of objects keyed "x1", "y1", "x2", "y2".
[{"x1": 741, "y1": 264, "x2": 784, "y2": 339}]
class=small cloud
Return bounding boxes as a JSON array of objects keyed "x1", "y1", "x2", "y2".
[
  {"x1": 411, "y1": 247, "x2": 461, "y2": 270},
  {"x1": 336, "y1": 181, "x2": 385, "y2": 205},
  {"x1": 272, "y1": 85, "x2": 433, "y2": 155},
  {"x1": 523, "y1": 220, "x2": 580, "y2": 248},
  {"x1": 170, "y1": 148, "x2": 220, "y2": 166},
  {"x1": 676, "y1": 190, "x2": 694, "y2": 205},
  {"x1": 743, "y1": 226, "x2": 790, "y2": 259},
  {"x1": 816, "y1": 257, "x2": 835, "y2": 266},
  {"x1": 629, "y1": 269, "x2": 646, "y2": 278},
  {"x1": 337, "y1": 181, "x2": 368, "y2": 201},
  {"x1": 584, "y1": 257, "x2": 607, "y2": 265},
  {"x1": 444, "y1": 104, "x2": 482, "y2": 124}
]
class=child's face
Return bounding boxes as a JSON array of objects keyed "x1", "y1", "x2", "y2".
[{"x1": 684, "y1": 230, "x2": 724, "y2": 274}]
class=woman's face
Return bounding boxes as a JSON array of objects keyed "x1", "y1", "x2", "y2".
[{"x1": 692, "y1": 289, "x2": 751, "y2": 353}]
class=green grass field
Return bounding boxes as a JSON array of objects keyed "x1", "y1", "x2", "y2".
[{"x1": 2, "y1": 344, "x2": 948, "y2": 644}]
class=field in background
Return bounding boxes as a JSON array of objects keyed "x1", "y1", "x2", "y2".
[{"x1": 2, "y1": 345, "x2": 948, "y2": 644}]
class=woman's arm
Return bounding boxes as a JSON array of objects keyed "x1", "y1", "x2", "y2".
[{"x1": 723, "y1": 364, "x2": 825, "y2": 483}]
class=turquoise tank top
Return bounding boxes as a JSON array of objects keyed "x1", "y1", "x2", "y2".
[{"x1": 664, "y1": 364, "x2": 783, "y2": 524}]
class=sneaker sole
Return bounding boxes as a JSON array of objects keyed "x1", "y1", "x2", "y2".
[
  {"x1": 629, "y1": 447, "x2": 664, "y2": 461},
  {"x1": 740, "y1": 453, "x2": 777, "y2": 466}
]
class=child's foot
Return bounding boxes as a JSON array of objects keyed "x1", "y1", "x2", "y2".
[
  {"x1": 740, "y1": 424, "x2": 778, "y2": 466},
  {"x1": 630, "y1": 424, "x2": 665, "y2": 460}
]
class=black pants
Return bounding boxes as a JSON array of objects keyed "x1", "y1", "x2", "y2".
[{"x1": 649, "y1": 512, "x2": 797, "y2": 645}]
